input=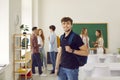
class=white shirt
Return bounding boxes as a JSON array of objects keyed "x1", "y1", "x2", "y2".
[
  {"x1": 97, "y1": 37, "x2": 104, "y2": 47},
  {"x1": 49, "y1": 32, "x2": 58, "y2": 52},
  {"x1": 80, "y1": 34, "x2": 90, "y2": 48},
  {"x1": 37, "y1": 36, "x2": 43, "y2": 48}
]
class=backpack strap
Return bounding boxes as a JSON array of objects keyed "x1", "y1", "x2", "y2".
[
  {"x1": 60, "y1": 35, "x2": 64, "y2": 42},
  {"x1": 68, "y1": 32, "x2": 75, "y2": 45},
  {"x1": 60, "y1": 32, "x2": 75, "y2": 45}
]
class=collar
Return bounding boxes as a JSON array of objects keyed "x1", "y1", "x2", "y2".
[{"x1": 63, "y1": 30, "x2": 73, "y2": 39}]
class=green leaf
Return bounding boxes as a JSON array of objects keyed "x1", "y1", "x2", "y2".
[
  {"x1": 20, "y1": 24, "x2": 24, "y2": 29},
  {"x1": 25, "y1": 29, "x2": 29, "y2": 31}
]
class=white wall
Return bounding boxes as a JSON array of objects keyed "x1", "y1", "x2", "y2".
[
  {"x1": 32, "y1": 0, "x2": 38, "y2": 27},
  {"x1": 22, "y1": 0, "x2": 32, "y2": 33},
  {"x1": 38, "y1": 0, "x2": 120, "y2": 53},
  {"x1": 0, "y1": 0, "x2": 21, "y2": 79},
  {"x1": 0, "y1": 0, "x2": 22, "y2": 80}
]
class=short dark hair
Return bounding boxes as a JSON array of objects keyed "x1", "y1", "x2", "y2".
[
  {"x1": 49, "y1": 25, "x2": 56, "y2": 31},
  {"x1": 32, "y1": 27, "x2": 37, "y2": 31},
  {"x1": 61, "y1": 17, "x2": 73, "y2": 25}
]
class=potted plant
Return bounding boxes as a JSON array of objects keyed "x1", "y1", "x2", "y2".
[
  {"x1": 20, "y1": 24, "x2": 29, "y2": 34},
  {"x1": 20, "y1": 24, "x2": 29, "y2": 49}
]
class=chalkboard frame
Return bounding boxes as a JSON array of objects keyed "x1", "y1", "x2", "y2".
[{"x1": 72, "y1": 23, "x2": 108, "y2": 48}]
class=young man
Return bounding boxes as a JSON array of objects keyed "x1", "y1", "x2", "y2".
[
  {"x1": 55, "y1": 17, "x2": 88, "y2": 80},
  {"x1": 48, "y1": 25, "x2": 58, "y2": 74},
  {"x1": 31, "y1": 27, "x2": 42, "y2": 75}
]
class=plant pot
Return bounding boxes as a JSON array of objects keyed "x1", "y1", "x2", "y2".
[{"x1": 23, "y1": 32, "x2": 27, "y2": 35}]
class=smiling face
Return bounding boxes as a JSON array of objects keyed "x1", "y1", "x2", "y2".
[
  {"x1": 61, "y1": 17, "x2": 73, "y2": 33},
  {"x1": 61, "y1": 21, "x2": 72, "y2": 32}
]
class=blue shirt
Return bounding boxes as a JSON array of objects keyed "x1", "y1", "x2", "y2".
[
  {"x1": 49, "y1": 32, "x2": 58, "y2": 52},
  {"x1": 60, "y1": 31, "x2": 84, "y2": 69}
]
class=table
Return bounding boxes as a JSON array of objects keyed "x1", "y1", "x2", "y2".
[
  {"x1": 85, "y1": 77, "x2": 120, "y2": 80},
  {"x1": 79, "y1": 63, "x2": 120, "y2": 80}
]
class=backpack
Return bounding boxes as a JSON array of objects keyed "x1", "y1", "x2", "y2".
[
  {"x1": 61, "y1": 32, "x2": 88, "y2": 66},
  {"x1": 57, "y1": 36, "x2": 60, "y2": 48}
]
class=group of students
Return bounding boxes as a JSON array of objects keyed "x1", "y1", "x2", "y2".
[
  {"x1": 30, "y1": 25, "x2": 58, "y2": 76},
  {"x1": 30, "y1": 17, "x2": 104, "y2": 80},
  {"x1": 30, "y1": 27, "x2": 47, "y2": 76},
  {"x1": 80, "y1": 28, "x2": 104, "y2": 53}
]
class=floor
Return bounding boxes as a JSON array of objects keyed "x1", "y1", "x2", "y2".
[{"x1": 32, "y1": 64, "x2": 57, "y2": 80}]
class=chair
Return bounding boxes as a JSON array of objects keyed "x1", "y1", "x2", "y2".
[
  {"x1": 91, "y1": 65, "x2": 111, "y2": 77},
  {"x1": 97, "y1": 54, "x2": 106, "y2": 63},
  {"x1": 104, "y1": 54, "x2": 117, "y2": 63},
  {"x1": 87, "y1": 55, "x2": 99, "y2": 64}
]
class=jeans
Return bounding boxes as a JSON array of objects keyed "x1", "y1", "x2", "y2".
[
  {"x1": 58, "y1": 67, "x2": 79, "y2": 80},
  {"x1": 39, "y1": 47, "x2": 47, "y2": 68},
  {"x1": 32, "y1": 53, "x2": 42, "y2": 74},
  {"x1": 49, "y1": 51, "x2": 57, "y2": 71}
]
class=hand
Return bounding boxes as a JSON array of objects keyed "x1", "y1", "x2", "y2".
[
  {"x1": 65, "y1": 46, "x2": 72, "y2": 53},
  {"x1": 94, "y1": 44, "x2": 98, "y2": 47},
  {"x1": 55, "y1": 68, "x2": 59, "y2": 76}
]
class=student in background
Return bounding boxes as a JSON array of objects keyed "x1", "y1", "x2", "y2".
[
  {"x1": 80, "y1": 28, "x2": 90, "y2": 49},
  {"x1": 93, "y1": 30, "x2": 105, "y2": 54},
  {"x1": 48, "y1": 25, "x2": 58, "y2": 74},
  {"x1": 30, "y1": 27, "x2": 42, "y2": 75},
  {"x1": 94, "y1": 30, "x2": 104, "y2": 48},
  {"x1": 37, "y1": 28, "x2": 47, "y2": 70}
]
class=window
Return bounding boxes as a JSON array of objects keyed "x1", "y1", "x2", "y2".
[{"x1": 0, "y1": 0, "x2": 9, "y2": 64}]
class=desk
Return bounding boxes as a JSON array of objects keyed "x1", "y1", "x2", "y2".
[
  {"x1": 88, "y1": 54, "x2": 120, "y2": 63},
  {"x1": 83, "y1": 63, "x2": 120, "y2": 72},
  {"x1": 79, "y1": 63, "x2": 120, "y2": 80},
  {"x1": 78, "y1": 54, "x2": 120, "y2": 80},
  {"x1": 85, "y1": 77, "x2": 120, "y2": 80}
]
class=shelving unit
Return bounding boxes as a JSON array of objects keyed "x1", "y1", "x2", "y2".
[{"x1": 13, "y1": 34, "x2": 32, "y2": 80}]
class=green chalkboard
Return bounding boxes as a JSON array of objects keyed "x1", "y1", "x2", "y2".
[{"x1": 72, "y1": 23, "x2": 108, "y2": 48}]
